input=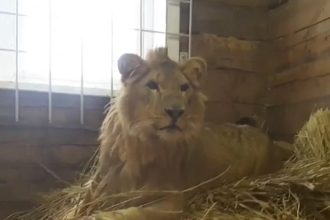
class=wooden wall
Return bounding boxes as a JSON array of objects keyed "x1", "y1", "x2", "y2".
[
  {"x1": 191, "y1": 0, "x2": 272, "y2": 124},
  {"x1": 267, "y1": 0, "x2": 330, "y2": 141},
  {"x1": 0, "y1": 90, "x2": 105, "y2": 218}
]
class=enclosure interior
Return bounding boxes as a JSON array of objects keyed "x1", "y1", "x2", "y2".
[{"x1": 0, "y1": 0, "x2": 329, "y2": 217}]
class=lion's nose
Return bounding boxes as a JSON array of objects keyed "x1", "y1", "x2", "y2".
[{"x1": 165, "y1": 108, "x2": 184, "y2": 121}]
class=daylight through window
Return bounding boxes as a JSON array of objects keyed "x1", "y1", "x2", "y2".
[{"x1": 0, "y1": 0, "x2": 188, "y2": 96}]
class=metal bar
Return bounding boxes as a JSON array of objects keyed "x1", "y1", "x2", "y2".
[
  {"x1": 168, "y1": 0, "x2": 190, "y2": 5},
  {"x1": 15, "y1": 0, "x2": 19, "y2": 122},
  {"x1": 165, "y1": 0, "x2": 168, "y2": 48},
  {"x1": 80, "y1": 40, "x2": 84, "y2": 125},
  {"x1": 132, "y1": 28, "x2": 189, "y2": 37},
  {"x1": 139, "y1": 0, "x2": 143, "y2": 57},
  {"x1": 0, "y1": 11, "x2": 27, "y2": 16},
  {"x1": 48, "y1": 0, "x2": 52, "y2": 123},
  {"x1": 0, "y1": 48, "x2": 26, "y2": 53},
  {"x1": 150, "y1": 0, "x2": 155, "y2": 49},
  {"x1": 188, "y1": 0, "x2": 193, "y2": 58},
  {"x1": 110, "y1": 8, "x2": 114, "y2": 97}
]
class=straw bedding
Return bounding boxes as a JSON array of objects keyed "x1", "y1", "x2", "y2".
[{"x1": 7, "y1": 109, "x2": 330, "y2": 220}]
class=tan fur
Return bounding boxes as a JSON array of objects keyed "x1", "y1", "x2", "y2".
[{"x1": 84, "y1": 48, "x2": 292, "y2": 219}]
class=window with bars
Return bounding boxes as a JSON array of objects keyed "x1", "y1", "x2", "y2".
[{"x1": 0, "y1": 0, "x2": 192, "y2": 125}]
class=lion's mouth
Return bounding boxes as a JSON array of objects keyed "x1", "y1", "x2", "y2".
[{"x1": 159, "y1": 124, "x2": 182, "y2": 132}]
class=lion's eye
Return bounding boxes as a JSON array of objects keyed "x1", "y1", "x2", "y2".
[
  {"x1": 180, "y1": 83, "x2": 189, "y2": 92},
  {"x1": 146, "y1": 81, "x2": 159, "y2": 90}
]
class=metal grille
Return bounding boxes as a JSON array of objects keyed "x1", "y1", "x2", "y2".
[{"x1": 0, "y1": 0, "x2": 193, "y2": 125}]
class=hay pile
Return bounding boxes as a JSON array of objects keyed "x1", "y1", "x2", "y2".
[
  {"x1": 184, "y1": 108, "x2": 330, "y2": 220},
  {"x1": 7, "y1": 109, "x2": 330, "y2": 220}
]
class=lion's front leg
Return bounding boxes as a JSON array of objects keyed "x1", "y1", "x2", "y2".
[{"x1": 79, "y1": 207, "x2": 182, "y2": 220}]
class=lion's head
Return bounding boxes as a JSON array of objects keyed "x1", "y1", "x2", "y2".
[{"x1": 116, "y1": 48, "x2": 207, "y2": 142}]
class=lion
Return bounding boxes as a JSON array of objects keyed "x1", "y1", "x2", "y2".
[{"x1": 79, "y1": 48, "x2": 292, "y2": 220}]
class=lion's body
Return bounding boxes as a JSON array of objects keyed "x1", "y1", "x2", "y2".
[
  {"x1": 97, "y1": 108, "x2": 285, "y2": 196},
  {"x1": 81, "y1": 48, "x2": 292, "y2": 219}
]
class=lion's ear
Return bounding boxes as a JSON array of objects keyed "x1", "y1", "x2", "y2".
[
  {"x1": 117, "y1": 53, "x2": 148, "y2": 83},
  {"x1": 181, "y1": 57, "x2": 207, "y2": 87}
]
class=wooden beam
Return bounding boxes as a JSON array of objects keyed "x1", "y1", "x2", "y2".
[
  {"x1": 271, "y1": 55, "x2": 330, "y2": 86},
  {"x1": 203, "y1": 70, "x2": 267, "y2": 104},
  {"x1": 205, "y1": 101, "x2": 265, "y2": 124},
  {"x1": 192, "y1": 34, "x2": 269, "y2": 73},
  {"x1": 0, "y1": 202, "x2": 33, "y2": 219},
  {"x1": 0, "y1": 126, "x2": 98, "y2": 146},
  {"x1": 273, "y1": 17, "x2": 330, "y2": 49},
  {"x1": 212, "y1": 0, "x2": 275, "y2": 8},
  {"x1": 0, "y1": 89, "x2": 109, "y2": 110},
  {"x1": 269, "y1": 0, "x2": 330, "y2": 38},
  {"x1": 193, "y1": 1, "x2": 268, "y2": 40},
  {"x1": 286, "y1": 29, "x2": 330, "y2": 66},
  {"x1": 269, "y1": 74, "x2": 330, "y2": 106},
  {"x1": 267, "y1": 96, "x2": 330, "y2": 137},
  {"x1": 0, "y1": 105, "x2": 104, "y2": 129}
]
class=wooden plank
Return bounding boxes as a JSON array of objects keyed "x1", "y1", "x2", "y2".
[
  {"x1": 205, "y1": 101, "x2": 265, "y2": 124},
  {"x1": 267, "y1": 96, "x2": 330, "y2": 137},
  {"x1": 273, "y1": 17, "x2": 330, "y2": 49},
  {"x1": 272, "y1": 55, "x2": 330, "y2": 86},
  {"x1": 50, "y1": 107, "x2": 104, "y2": 129},
  {"x1": 0, "y1": 105, "x2": 105, "y2": 129},
  {"x1": 0, "y1": 165, "x2": 85, "y2": 202},
  {"x1": 269, "y1": 74, "x2": 330, "y2": 106},
  {"x1": 269, "y1": 0, "x2": 330, "y2": 38},
  {"x1": 0, "y1": 201, "x2": 33, "y2": 219},
  {"x1": 0, "y1": 163, "x2": 85, "y2": 202},
  {"x1": 192, "y1": 34, "x2": 269, "y2": 73},
  {"x1": 263, "y1": 42, "x2": 284, "y2": 75},
  {"x1": 84, "y1": 109, "x2": 106, "y2": 129},
  {"x1": 0, "y1": 126, "x2": 98, "y2": 146},
  {"x1": 0, "y1": 164, "x2": 53, "y2": 183},
  {"x1": 0, "y1": 173, "x2": 74, "y2": 201},
  {"x1": 0, "y1": 89, "x2": 109, "y2": 110},
  {"x1": 0, "y1": 145, "x2": 47, "y2": 164},
  {"x1": 202, "y1": 70, "x2": 267, "y2": 104},
  {"x1": 275, "y1": 29, "x2": 330, "y2": 71},
  {"x1": 47, "y1": 145, "x2": 96, "y2": 168},
  {"x1": 193, "y1": 1, "x2": 268, "y2": 40},
  {"x1": 212, "y1": 0, "x2": 277, "y2": 8},
  {"x1": 0, "y1": 144, "x2": 95, "y2": 167}
]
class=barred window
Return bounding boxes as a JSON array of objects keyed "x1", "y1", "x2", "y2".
[
  {"x1": 0, "y1": 0, "x2": 191, "y2": 125},
  {"x1": 0, "y1": 0, "x2": 190, "y2": 96}
]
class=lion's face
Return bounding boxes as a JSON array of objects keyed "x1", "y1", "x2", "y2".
[{"x1": 117, "y1": 48, "x2": 207, "y2": 142}]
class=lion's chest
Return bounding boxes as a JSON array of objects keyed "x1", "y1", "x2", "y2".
[
  {"x1": 137, "y1": 159, "x2": 187, "y2": 190},
  {"x1": 110, "y1": 124, "x2": 272, "y2": 193}
]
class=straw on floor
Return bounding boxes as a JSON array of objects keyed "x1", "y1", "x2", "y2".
[{"x1": 7, "y1": 108, "x2": 330, "y2": 220}]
